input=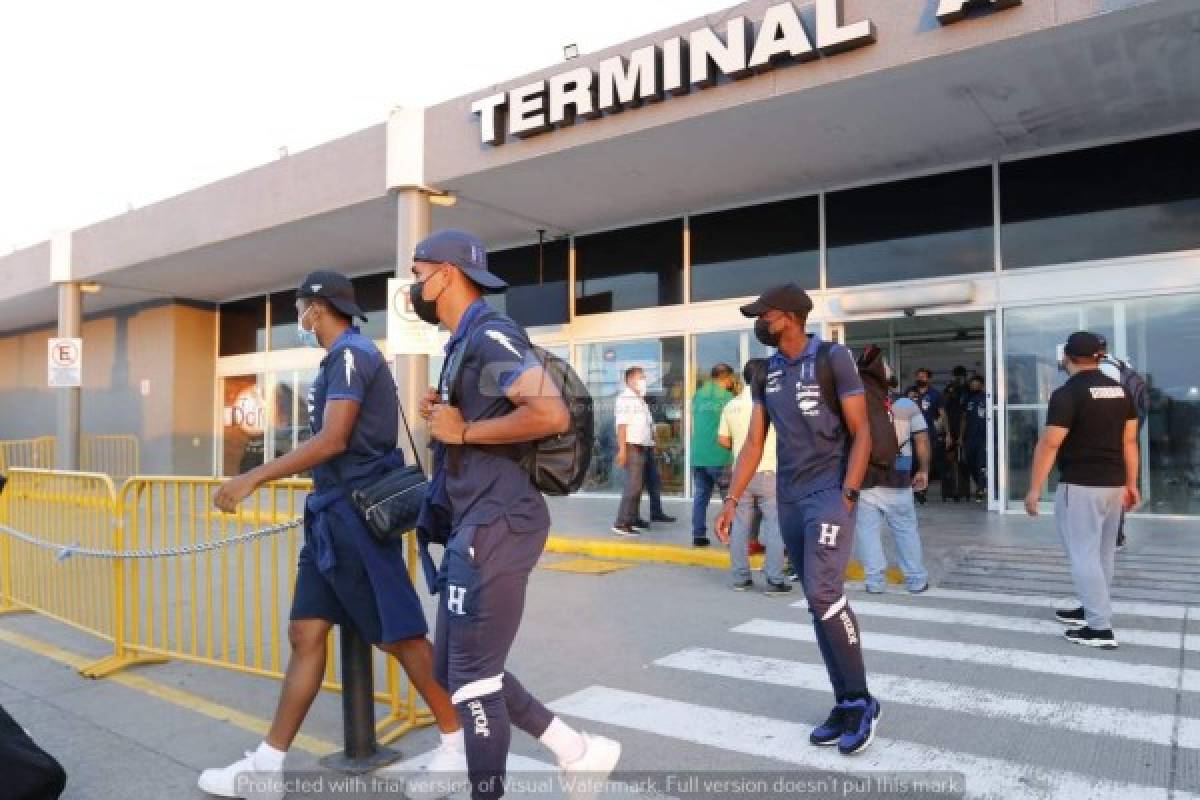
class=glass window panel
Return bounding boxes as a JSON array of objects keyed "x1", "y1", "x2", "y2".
[
  {"x1": 826, "y1": 167, "x2": 994, "y2": 287},
  {"x1": 577, "y1": 337, "x2": 685, "y2": 496},
  {"x1": 485, "y1": 240, "x2": 570, "y2": 327},
  {"x1": 575, "y1": 220, "x2": 683, "y2": 315},
  {"x1": 269, "y1": 292, "x2": 300, "y2": 350},
  {"x1": 691, "y1": 330, "x2": 773, "y2": 394},
  {"x1": 219, "y1": 297, "x2": 266, "y2": 357},
  {"x1": 1001, "y1": 130, "x2": 1200, "y2": 269},
  {"x1": 690, "y1": 196, "x2": 820, "y2": 302},
  {"x1": 353, "y1": 273, "x2": 391, "y2": 341},
  {"x1": 272, "y1": 370, "x2": 318, "y2": 473},
  {"x1": 1123, "y1": 293, "x2": 1200, "y2": 515},
  {"x1": 221, "y1": 374, "x2": 266, "y2": 476}
]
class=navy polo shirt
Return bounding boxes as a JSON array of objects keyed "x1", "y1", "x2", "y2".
[
  {"x1": 436, "y1": 300, "x2": 549, "y2": 533},
  {"x1": 752, "y1": 335, "x2": 864, "y2": 501},
  {"x1": 309, "y1": 326, "x2": 399, "y2": 491},
  {"x1": 962, "y1": 390, "x2": 988, "y2": 444},
  {"x1": 913, "y1": 386, "x2": 943, "y2": 434}
]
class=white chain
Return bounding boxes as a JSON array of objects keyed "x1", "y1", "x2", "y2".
[{"x1": 0, "y1": 519, "x2": 302, "y2": 561}]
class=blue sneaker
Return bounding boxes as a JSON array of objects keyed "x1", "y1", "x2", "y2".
[
  {"x1": 809, "y1": 702, "x2": 850, "y2": 746},
  {"x1": 838, "y1": 696, "x2": 881, "y2": 755}
]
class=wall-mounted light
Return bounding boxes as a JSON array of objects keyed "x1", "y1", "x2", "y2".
[
  {"x1": 428, "y1": 191, "x2": 458, "y2": 208},
  {"x1": 79, "y1": 282, "x2": 102, "y2": 294},
  {"x1": 563, "y1": 43, "x2": 579, "y2": 60}
]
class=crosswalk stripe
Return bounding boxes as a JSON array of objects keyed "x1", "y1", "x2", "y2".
[
  {"x1": 790, "y1": 598, "x2": 1191, "y2": 651},
  {"x1": 917, "y1": 587, "x2": 1188, "y2": 620},
  {"x1": 733, "y1": 619, "x2": 1200, "y2": 692},
  {"x1": 656, "y1": 647, "x2": 1200, "y2": 750},
  {"x1": 549, "y1": 686, "x2": 1198, "y2": 800}
]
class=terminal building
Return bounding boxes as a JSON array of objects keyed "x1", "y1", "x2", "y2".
[{"x1": 0, "y1": 0, "x2": 1197, "y2": 517}]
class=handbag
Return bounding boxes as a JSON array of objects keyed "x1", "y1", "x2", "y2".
[{"x1": 336, "y1": 400, "x2": 429, "y2": 545}]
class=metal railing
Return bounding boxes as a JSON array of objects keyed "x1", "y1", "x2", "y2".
[
  {"x1": 0, "y1": 435, "x2": 139, "y2": 479},
  {"x1": 0, "y1": 469, "x2": 433, "y2": 746},
  {"x1": 0, "y1": 437, "x2": 56, "y2": 471}
]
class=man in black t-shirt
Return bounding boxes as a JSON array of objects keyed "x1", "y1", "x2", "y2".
[{"x1": 1024, "y1": 331, "x2": 1139, "y2": 650}]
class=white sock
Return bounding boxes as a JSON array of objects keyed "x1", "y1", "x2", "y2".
[
  {"x1": 253, "y1": 741, "x2": 287, "y2": 771},
  {"x1": 540, "y1": 717, "x2": 586, "y2": 764},
  {"x1": 441, "y1": 729, "x2": 465, "y2": 752}
]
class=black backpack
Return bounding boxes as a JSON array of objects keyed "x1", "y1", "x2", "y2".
[
  {"x1": 1103, "y1": 356, "x2": 1150, "y2": 427},
  {"x1": 0, "y1": 704, "x2": 67, "y2": 800},
  {"x1": 849, "y1": 345, "x2": 902, "y2": 471},
  {"x1": 450, "y1": 309, "x2": 593, "y2": 495}
]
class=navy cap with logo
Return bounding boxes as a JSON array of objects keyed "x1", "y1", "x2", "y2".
[
  {"x1": 739, "y1": 283, "x2": 814, "y2": 317},
  {"x1": 296, "y1": 270, "x2": 367, "y2": 321},
  {"x1": 1064, "y1": 331, "x2": 1105, "y2": 359},
  {"x1": 413, "y1": 229, "x2": 507, "y2": 294}
]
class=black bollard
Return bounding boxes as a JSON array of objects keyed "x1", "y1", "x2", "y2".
[{"x1": 319, "y1": 625, "x2": 401, "y2": 774}]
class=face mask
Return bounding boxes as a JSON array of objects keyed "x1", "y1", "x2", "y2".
[
  {"x1": 296, "y1": 306, "x2": 320, "y2": 348},
  {"x1": 754, "y1": 317, "x2": 781, "y2": 348},
  {"x1": 409, "y1": 271, "x2": 444, "y2": 326},
  {"x1": 916, "y1": 379, "x2": 929, "y2": 389},
  {"x1": 634, "y1": 378, "x2": 648, "y2": 396}
]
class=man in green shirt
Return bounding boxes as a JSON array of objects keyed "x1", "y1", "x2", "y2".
[{"x1": 691, "y1": 363, "x2": 736, "y2": 546}]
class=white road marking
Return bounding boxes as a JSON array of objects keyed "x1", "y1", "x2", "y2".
[
  {"x1": 656, "y1": 647, "x2": 1200, "y2": 750},
  {"x1": 550, "y1": 686, "x2": 1199, "y2": 800},
  {"x1": 733, "y1": 619, "x2": 1200, "y2": 691},
  {"x1": 916, "y1": 587, "x2": 1187, "y2": 620}
]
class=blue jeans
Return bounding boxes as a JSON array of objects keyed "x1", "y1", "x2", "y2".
[
  {"x1": 691, "y1": 466, "x2": 728, "y2": 539},
  {"x1": 730, "y1": 472, "x2": 785, "y2": 584},
  {"x1": 854, "y1": 487, "x2": 928, "y2": 591}
]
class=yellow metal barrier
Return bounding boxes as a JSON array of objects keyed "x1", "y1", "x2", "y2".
[
  {"x1": 0, "y1": 437, "x2": 56, "y2": 471},
  {"x1": 81, "y1": 435, "x2": 140, "y2": 480},
  {"x1": 0, "y1": 470, "x2": 433, "y2": 745}
]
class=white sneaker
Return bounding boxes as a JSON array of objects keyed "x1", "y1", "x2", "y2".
[
  {"x1": 197, "y1": 751, "x2": 284, "y2": 800},
  {"x1": 403, "y1": 740, "x2": 469, "y2": 800},
  {"x1": 560, "y1": 733, "x2": 621, "y2": 800}
]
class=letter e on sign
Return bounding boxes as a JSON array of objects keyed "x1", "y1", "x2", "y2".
[{"x1": 48, "y1": 338, "x2": 83, "y2": 388}]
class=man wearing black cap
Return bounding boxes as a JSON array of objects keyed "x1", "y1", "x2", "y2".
[
  {"x1": 201, "y1": 271, "x2": 462, "y2": 800},
  {"x1": 715, "y1": 283, "x2": 879, "y2": 756},
  {"x1": 411, "y1": 230, "x2": 621, "y2": 799},
  {"x1": 1025, "y1": 331, "x2": 1140, "y2": 650}
]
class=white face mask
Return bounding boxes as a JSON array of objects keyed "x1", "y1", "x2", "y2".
[
  {"x1": 297, "y1": 305, "x2": 319, "y2": 348},
  {"x1": 634, "y1": 378, "x2": 648, "y2": 396}
]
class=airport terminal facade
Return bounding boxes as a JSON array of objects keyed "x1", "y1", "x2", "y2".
[{"x1": 0, "y1": 0, "x2": 1197, "y2": 516}]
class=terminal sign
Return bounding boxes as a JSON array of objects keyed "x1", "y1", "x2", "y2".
[
  {"x1": 472, "y1": 0, "x2": 1021, "y2": 145},
  {"x1": 47, "y1": 337, "x2": 82, "y2": 388}
]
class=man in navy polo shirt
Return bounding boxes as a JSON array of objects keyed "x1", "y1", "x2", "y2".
[
  {"x1": 200, "y1": 271, "x2": 461, "y2": 800},
  {"x1": 716, "y1": 283, "x2": 879, "y2": 756},
  {"x1": 412, "y1": 230, "x2": 621, "y2": 799}
]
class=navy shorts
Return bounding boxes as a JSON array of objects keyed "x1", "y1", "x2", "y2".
[{"x1": 290, "y1": 516, "x2": 428, "y2": 645}]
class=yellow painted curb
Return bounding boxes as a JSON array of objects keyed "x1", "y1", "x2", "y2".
[
  {"x1": 546, "y1": 535, "x2": 905, "y2": 584},
  {"x1": 0, "y1": 627, "x2": 338, "y2": 756}
]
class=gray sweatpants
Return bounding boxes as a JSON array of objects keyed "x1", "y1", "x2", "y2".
[{"x1": 1054, "y1": 483, "x2": 1124, "y2": 631}]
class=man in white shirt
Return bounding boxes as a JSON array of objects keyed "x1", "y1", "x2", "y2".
[
  {"x1": 613, "y1": 366, "x2": 656, "y2": 536},
  {"x1": 716, "y1": 359, "x2": 790, "y2": 594}
]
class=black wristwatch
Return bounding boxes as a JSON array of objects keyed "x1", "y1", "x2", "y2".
[{"x1": 843, "y1": 487, "x2": 861, "y2": 503}]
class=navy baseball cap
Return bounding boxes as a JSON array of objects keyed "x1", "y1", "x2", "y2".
[
  {"x1": 1064, "y1": 331, "x2": 1105, "y2": 358},
  {"x1": 413, "y1": 229, "x2": 507, "y2": 294},
  {"x1": 739, "y1": 283, "x2": 814, "y2": 317},
  {"x1": 296, "y1": 270, "x2": 367, "y2": 321}
]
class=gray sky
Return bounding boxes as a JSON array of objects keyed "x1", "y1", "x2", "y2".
[{"x1": 0, "y1": 0, "x2": 735, "y2": 251}]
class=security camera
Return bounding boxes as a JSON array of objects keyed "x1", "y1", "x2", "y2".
[{"x1": 903, "y1": 308, "x2": 917, "y2": 318}]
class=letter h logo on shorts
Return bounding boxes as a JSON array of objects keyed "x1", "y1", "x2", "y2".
[
  {"x1": 818, "y1": 523, "x2": 841, "y2": 548},
  {"x1": 446, "y1": 584, "x2": 468, "y2": 616}
]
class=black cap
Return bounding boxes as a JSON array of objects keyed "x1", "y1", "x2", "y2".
[
  {"x1": 296, "y1": 270, "x2": 367, "y2": 321},
  {"x1": 413, "y1": 229, "x2": 507, "y2": 294},
  {"x1": 952, "y1": 365, "x2": 968, "y2": 377},
  {"x1": 739, "y1": 283, "x2": 814, "y2": 317},
  {"x1": 1064, "y1": 331, "x2": 1105, "y2": 359}
]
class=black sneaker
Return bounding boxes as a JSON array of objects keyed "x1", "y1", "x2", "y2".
[
  {"x1": 651, "y1": 513, "x2": 677, "y2": 523},
  {"x1": 1116, "y1": 532, "x2": 1126, "y2": 551},
  {"x1": 631, "y1": 518, "x2": 650, "y2": 530},
  {"x1": 611, "y1": 524, "x2": 639, "y2": 537},
  {"x1": 1054, "y1": 607, "x2": 1086, "y2": 626},
  {"x1": 838, "y1": 696, "x2": 882, "y2": 756},
  {"x1": 809, "y1": 703, "x2": 849, "y2": 746},
  {"x1": 764, "y1": 581, "x2": 793, "y2": 597},
  {"x1": 693, "y1": 538, "x2": 711, "y2": 548},
  {"x1": 731, "y1": 579, "x2": 754, "y2": 592},
  {"x1": 1064, "y1": 626, "x2": 1118, "y2": 649}
]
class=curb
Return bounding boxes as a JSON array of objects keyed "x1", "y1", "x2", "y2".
[{"x1": 545, "y1": 535, "x2": 905, "y2": 584}]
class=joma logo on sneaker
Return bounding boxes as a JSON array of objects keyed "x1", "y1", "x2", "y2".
[{"x1": 468, "y1": 700, "x2": 490, "y2": 738}]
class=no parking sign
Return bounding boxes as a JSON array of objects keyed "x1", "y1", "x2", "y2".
[{"x1": 48, "y1": 338, "x2": 82, "y2": 388}]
